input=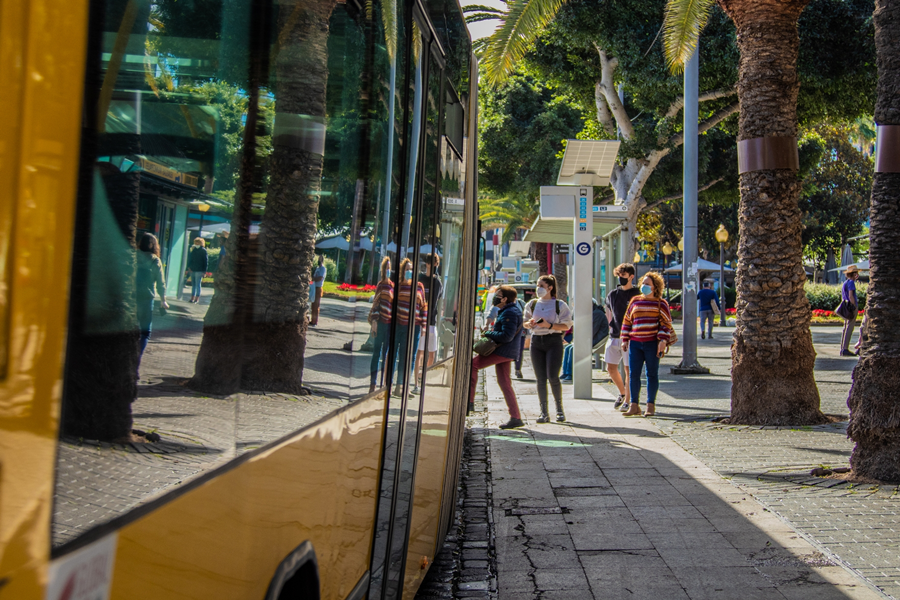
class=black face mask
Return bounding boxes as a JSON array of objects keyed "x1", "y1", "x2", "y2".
[
  {"x1": 492, "y1": 295, "x2": 503, "y2": 306},
  {"x1": 618, "y1": 277, "x2": 629, "y2": 286}
]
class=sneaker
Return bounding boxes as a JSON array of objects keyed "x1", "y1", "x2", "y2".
[
  {"x1": 560, "y1": 377, "x2": 572, "y2": 384},
  {"x1": 839, "y1": 350, "x2": 855, "y2": 357},
  {"x1": 499, "y1": 418, "x2": 524, "y2": 429},
  {"x1": 701, "y1": 331, "x2": 705, "y2": 339},
  {"x1": 515, "y1": 370, "x2": 524, "y2": 379},
  {"x1": 613, "y1": 395, "x2": 625, "y2": 409},
  {"x1": 619, "y1": 402, "x2": 631, "y2": 413},
  {"x1": 536, "y1": 414, "x2": 550, "y2": 424},
  {"x1": 556, "y1": 412, "x2": 566, "y2": 423},
  {"x1": 411, "y1": 385, "x2": 420, "y2": 394},
  {"x1": 709, "y1": 333, "x2": 714, "y2": 339}
]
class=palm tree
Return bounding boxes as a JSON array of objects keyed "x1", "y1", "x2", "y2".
[
  {"x1": 846, "y1": 0, "x2": 900, "y2": 481},
  {"x1": 664, "y1": 0, "x2": 825, "y2": 425},
  {"x1": 480, "y1": 193, "x2": 540, "y2": 244}
]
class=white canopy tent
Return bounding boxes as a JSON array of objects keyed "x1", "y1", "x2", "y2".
[
  {"x1": 828, "y1": 259, "x2": 870, "y2": 273},
  {"x1": 665, "y1": 259, "x2": 734, "y2": 273}
]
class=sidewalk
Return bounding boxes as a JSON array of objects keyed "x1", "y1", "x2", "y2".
[{"x1": 476, "y1": 326, "x2": 891, "y2": 600}]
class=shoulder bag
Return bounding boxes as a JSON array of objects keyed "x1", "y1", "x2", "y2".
[{"x1": 835, "y1": 299, "x2": 855, "y2": 321}]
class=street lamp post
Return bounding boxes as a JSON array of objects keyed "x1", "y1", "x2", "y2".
[
  {"x1": 197, "y1": 202, "x2": 210, "y2": 236},
  {"x1": 715, "y1": 224, "x2": 729, "y2": 326},
  {"x1": 662, "y1": 241, "x2": 674, "y2": 300}
]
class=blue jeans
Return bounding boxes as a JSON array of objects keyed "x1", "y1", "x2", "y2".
[
  {"x1": 191, "y1": 271, "x2": 203, "y2": 297},
  {"x1": 700, "y1": 310, "x2": 714, "y2": 336},
  {"x1": 628, "y1": 340, "x2": 660, "y2": 405},
  {"x1": 392, "y1": 323, "x2": 420, "y2": 387},
  {"x1": 370, "y1": 320, "x2": 391, "y2": 386},
  {"x1": 137, "y1": 298, "x2": 154, "y2": 365},
  {"x1": 561, "y1": 344, "x2": 573, "y2": 379},
  {"x1": 514, "y1": 334, "x2": 526, "y2": 372}
]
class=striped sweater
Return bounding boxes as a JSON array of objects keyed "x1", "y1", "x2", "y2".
[
  {"x1": 396, "y1": 282, "x2": 427, "y2": 327},
  {"x1": 621, "y1": 297, "x2": 673, "y2": 343},
  {"x1": 373, "y1": 281, "x2": 394, "y2": 323}
]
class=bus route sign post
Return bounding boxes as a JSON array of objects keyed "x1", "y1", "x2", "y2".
[{"x1": 539, "y1": 186, "x2": 594, "y2": 399}]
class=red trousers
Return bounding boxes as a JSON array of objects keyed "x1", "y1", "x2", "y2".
[{"x1": 469, "y1": 354, "x2": 521, "y2": 419}]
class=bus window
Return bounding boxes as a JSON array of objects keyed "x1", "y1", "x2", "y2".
[{"x1": 54, "y1": 0, "x2": 406, "y2": 548}]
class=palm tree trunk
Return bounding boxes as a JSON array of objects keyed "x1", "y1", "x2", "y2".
[
  {"x1": 534, "y1": 242, "x2": 548, "y2": 276},
  {"x1": 847, "y1": 0, "x2": 900, "y2": 481},
  {"x1": 719, "y1": 0, "x2": 825, "y2": 425},
  {"x1": 240, "y1": 0, "x2": 337, "y2": 392}
]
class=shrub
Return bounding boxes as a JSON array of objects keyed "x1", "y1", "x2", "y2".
[
  {"x1": 805, "y1": 282, "x2": 867, "y2": 311},
  {"x1": 324, "y1": 257, "x2": 338, "y2": 282}
]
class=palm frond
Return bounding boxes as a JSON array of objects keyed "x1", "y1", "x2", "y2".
[
  {"x1": 463, "y1": 4, "x2": 505, "y2": 14},
  {"x1": 466, "y1": 12, "x2": 506, "y2": 23},
  {"x1": 480, "y1": 0, "x2": 565, "y2": 86},
  {"x1": 662, "y1": 0, "x2": 714, "y2": 74}
]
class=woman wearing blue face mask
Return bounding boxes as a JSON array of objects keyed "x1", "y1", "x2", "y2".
[
  {"x1": 619, "y1": 272, "x2": 673, "y2": 417},
  {"x1": 369, "y1": 257, "x2": 394, "y2": 393}
]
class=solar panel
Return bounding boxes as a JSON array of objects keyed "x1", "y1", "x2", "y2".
[{"x1": 557, "y1": 140, "x2": 621, "y2": 187}]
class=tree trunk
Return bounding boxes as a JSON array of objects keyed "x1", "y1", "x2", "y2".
[
  {"x1": 720, "y1": 0, "x2": 825, "y2": 425},
  {"x1": 847, "y1": 0, "x2": 900, "y2": 482},
  {"x1": 240, "y1": 0, "x2": 337, "y2": 393},
  {"x1": 534, "y1": 242, "x2": 549, "y2": 276}
]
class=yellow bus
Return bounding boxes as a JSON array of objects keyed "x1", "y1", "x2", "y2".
[{"x1": 0, "y1": 0, "x2": 478, "y2": 598}]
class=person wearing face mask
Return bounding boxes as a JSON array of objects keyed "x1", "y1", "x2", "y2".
[
  {"x1": 368, "y1": 257, "x2": 394, "y2": 393},
  {"x1": 469, "y1": 285, "x2": 524, "y2": 428},
  {"x1": 523, "y1": 275, "x2": 574, "y2": 423},
  {"x1": 620, "y1": 271, "x2": 673, "y2": 417},
  {"x1": 605, "y1": 263, "x2": 641, "y2": 411},
  {"x1": 391, "y1": 257, "x2": 427, "y2": 396}
]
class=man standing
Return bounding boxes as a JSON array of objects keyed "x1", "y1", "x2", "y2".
[
  {"x1": 311, "y1": 255, "x2": 327, "y2": 326},
  {"x1": 414, "y1": 253, "x2": 443, "y2": 392},
  {"x1": 697, "y1": 281, "x2": 719, "y2": 339},
  {"x1": 840, "y1": 264, "x2": 860, "y2": 356},
  {"x1": 605, "y1": 264, "x2": 641, "y2": 410}
]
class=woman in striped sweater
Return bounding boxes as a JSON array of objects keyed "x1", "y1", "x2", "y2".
[
  {"x1": 369, "y1": 257, "x2": 394, "y2": 393},
  {"x1": 620, "y1": 271, "x2": 672, "y2": 417},
  {"x1": 392, "y1": 257, "x2": 427, "y2": 395}
]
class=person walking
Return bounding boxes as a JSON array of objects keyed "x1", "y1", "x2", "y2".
[
  {"x1": 310, "y1": 255, "x2": 327, "y2": 326},
  {"x1": 840, "y1": 264, "x2": 860, "y2": 356},
  {"x1": 469, "y1": 285, "x2": 524, "y2": 429},
  {"x1": 136, "y1": 233, "x2": 169, "y2": 372},
  {"x1": 188, "y1": 237, "x2": 208, "y2": 303},
  {"x1": 697, "y1": 281, "x2": 719, "y2": 339},
  {"x1": 620, "y1": 272, "x2": 673, "y2": 417},
  {"x1": 414, "y1": 253, "x2": 443, "y2": 392},
  {"x1": 524, "y1": 275, "x2": 574, "y2": 423},
  {"x1": 369, "y1": 257, "x2": 394, "y2": 393},
  {"x1": 392, "y1": 258, "x2": 427, "y2": 395},
  {"x1": 605, "y1": 263, "x2": 641, "y2": 411}
]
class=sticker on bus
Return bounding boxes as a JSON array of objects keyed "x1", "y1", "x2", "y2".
[{"x1": 45, "y1": 534, "x2": 117, "y2": 600}]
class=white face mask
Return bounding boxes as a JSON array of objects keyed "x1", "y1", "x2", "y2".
[{"x1": 536, "y1": 286, "x2": 549, "y2": 299}]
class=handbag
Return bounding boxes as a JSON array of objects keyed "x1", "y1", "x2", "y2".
[
  {"x1": 835, "y1": 300, "x2": 855, "y2": 321},
  {"x1": 473, "y1": 336, "x2": 499, "y2": 357}
]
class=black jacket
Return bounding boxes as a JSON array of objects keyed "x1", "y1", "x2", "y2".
[
  {"x1": 189, "y1": 246, "x2": 209, "y2": 273},
  {"x1": 483, "y1": 303, "x2": 523, "y2": 360},
  {"x1": 593, "y1": 301, "x2": 610, "y2": 347}
]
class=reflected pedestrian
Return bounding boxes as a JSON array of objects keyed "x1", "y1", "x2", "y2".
[
  {"x1": 136, "y1": 233, "x2": 169, "y2": 372},
  {"x1": 392, "y1": 258, "x2": 427, "y2": 395},
  {"x1": 369, "y1": 257, "x2": 394, "y2": 393},
  {"x1": 188, "y1": 237, "x2": 208, "y2": 303},
  {"x1": 523, "y1": 275, "x2": 574, "y2": 423},
  {"x1": 470, "y1": 285, "x2": 524, "y2": 429},
  {"x1": 310, "y1": 255, "x2": 327, "y2": 326},
  {"x1": 840, "y1": 264, "x2": 860, "y2": 356},
  {"x1": 620, "y1": 272, "x2": 672, "y2": 417}
]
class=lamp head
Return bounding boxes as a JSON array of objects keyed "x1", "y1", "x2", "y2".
[
  {"x1": 677, "y1": 238, "x2": 684, "y2": 252},
  {"x1": 715, "y1": 224, "x2": 729, "y2": 244},
  {"x1": 198, "y1": 203, "x2": 211, "y2": 213},
  {"x1": 633, "y1": 252, "x2": 641, "y2": 263},
  {"x1": 662, "y1": 242, "x2": 674, "y2": 256}
]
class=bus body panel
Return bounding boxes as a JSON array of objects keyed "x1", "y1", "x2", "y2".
[
  {"x1": 109, "y1": 395, "x2": 385, "y2": 600},
  {"x1": 0, "y1": 0, "x2": 90, "y2": 596}
]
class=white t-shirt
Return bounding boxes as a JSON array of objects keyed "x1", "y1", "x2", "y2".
[
  {"x1": 524, "y1": 297, "x2": 574, "y2": 336},
  {"x1": 314, "y1": 265, "x2": 327, "y2": 288}
]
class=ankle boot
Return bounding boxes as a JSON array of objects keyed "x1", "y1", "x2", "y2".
[
  {"x1": 555, "y1": 399, "x2": 566, "y2": 422},
  {"x1": 536, "y1": 397, "x2": 550, "y2": 423}
]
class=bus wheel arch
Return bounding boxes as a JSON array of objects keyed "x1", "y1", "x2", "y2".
[{"x1": 264, "y1": 541, "x2": 319, "y2": 600}]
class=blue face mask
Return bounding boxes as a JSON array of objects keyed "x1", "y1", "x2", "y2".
[
  {"x1": 405, "y1": 270, "x2": 413, "y2": 280},
  {"x1": 386, "y1": 269, "x2": 392, "y2": 279},
  {"x1": 640, "y1": 284, "x2": 653, "y2": 296}
]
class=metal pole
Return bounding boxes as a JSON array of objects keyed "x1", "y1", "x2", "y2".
[
  {"x1": 720, "y1": 242, "x2": 726, "y2": 326},
  {"x1": 673, "y1": 49, "x2": 709, "y2": 374}
]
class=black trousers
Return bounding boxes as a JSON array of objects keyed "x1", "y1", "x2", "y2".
[{"x1": 530, "y1": 334, "x2": 564, "y2": 408}]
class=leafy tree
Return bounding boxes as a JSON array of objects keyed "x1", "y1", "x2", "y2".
[{"x1": 800, "y1": 123, "x2": 873, "y2": 270}]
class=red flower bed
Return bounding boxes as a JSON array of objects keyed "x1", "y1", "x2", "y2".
[
  {"x1": 669, "y1": 304, "x2": 682, "y2": 312},
  {"x1": 812, "y1": 309, "x2": 834, "y2": 317},
  {"x1": 337, "y1": 283, "x2": 377, "y2": 292},
  {"x1": 725, "y1": 308, "x2": 736, "y2": 315}
]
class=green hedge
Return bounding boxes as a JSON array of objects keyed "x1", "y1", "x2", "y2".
[{"x1": 804, "y1": 282, "x2": 867, "y2": 311}]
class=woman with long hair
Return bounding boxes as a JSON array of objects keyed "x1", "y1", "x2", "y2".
[
  {"x1": 620, "y1": 271, "x2": 673, "y2": 417},
  {"x1": 136, "y1": 233, "x2": 169, "y2": 370},
  {"x1": 523, "y1": 275, "x2": 574, "y2": 423},
  {"x1": 392, "y1": 257, "x2": 427, "y2": 395},
  {"x1": 369, "y1": 257, "x2": 394, "y2": 393}
]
